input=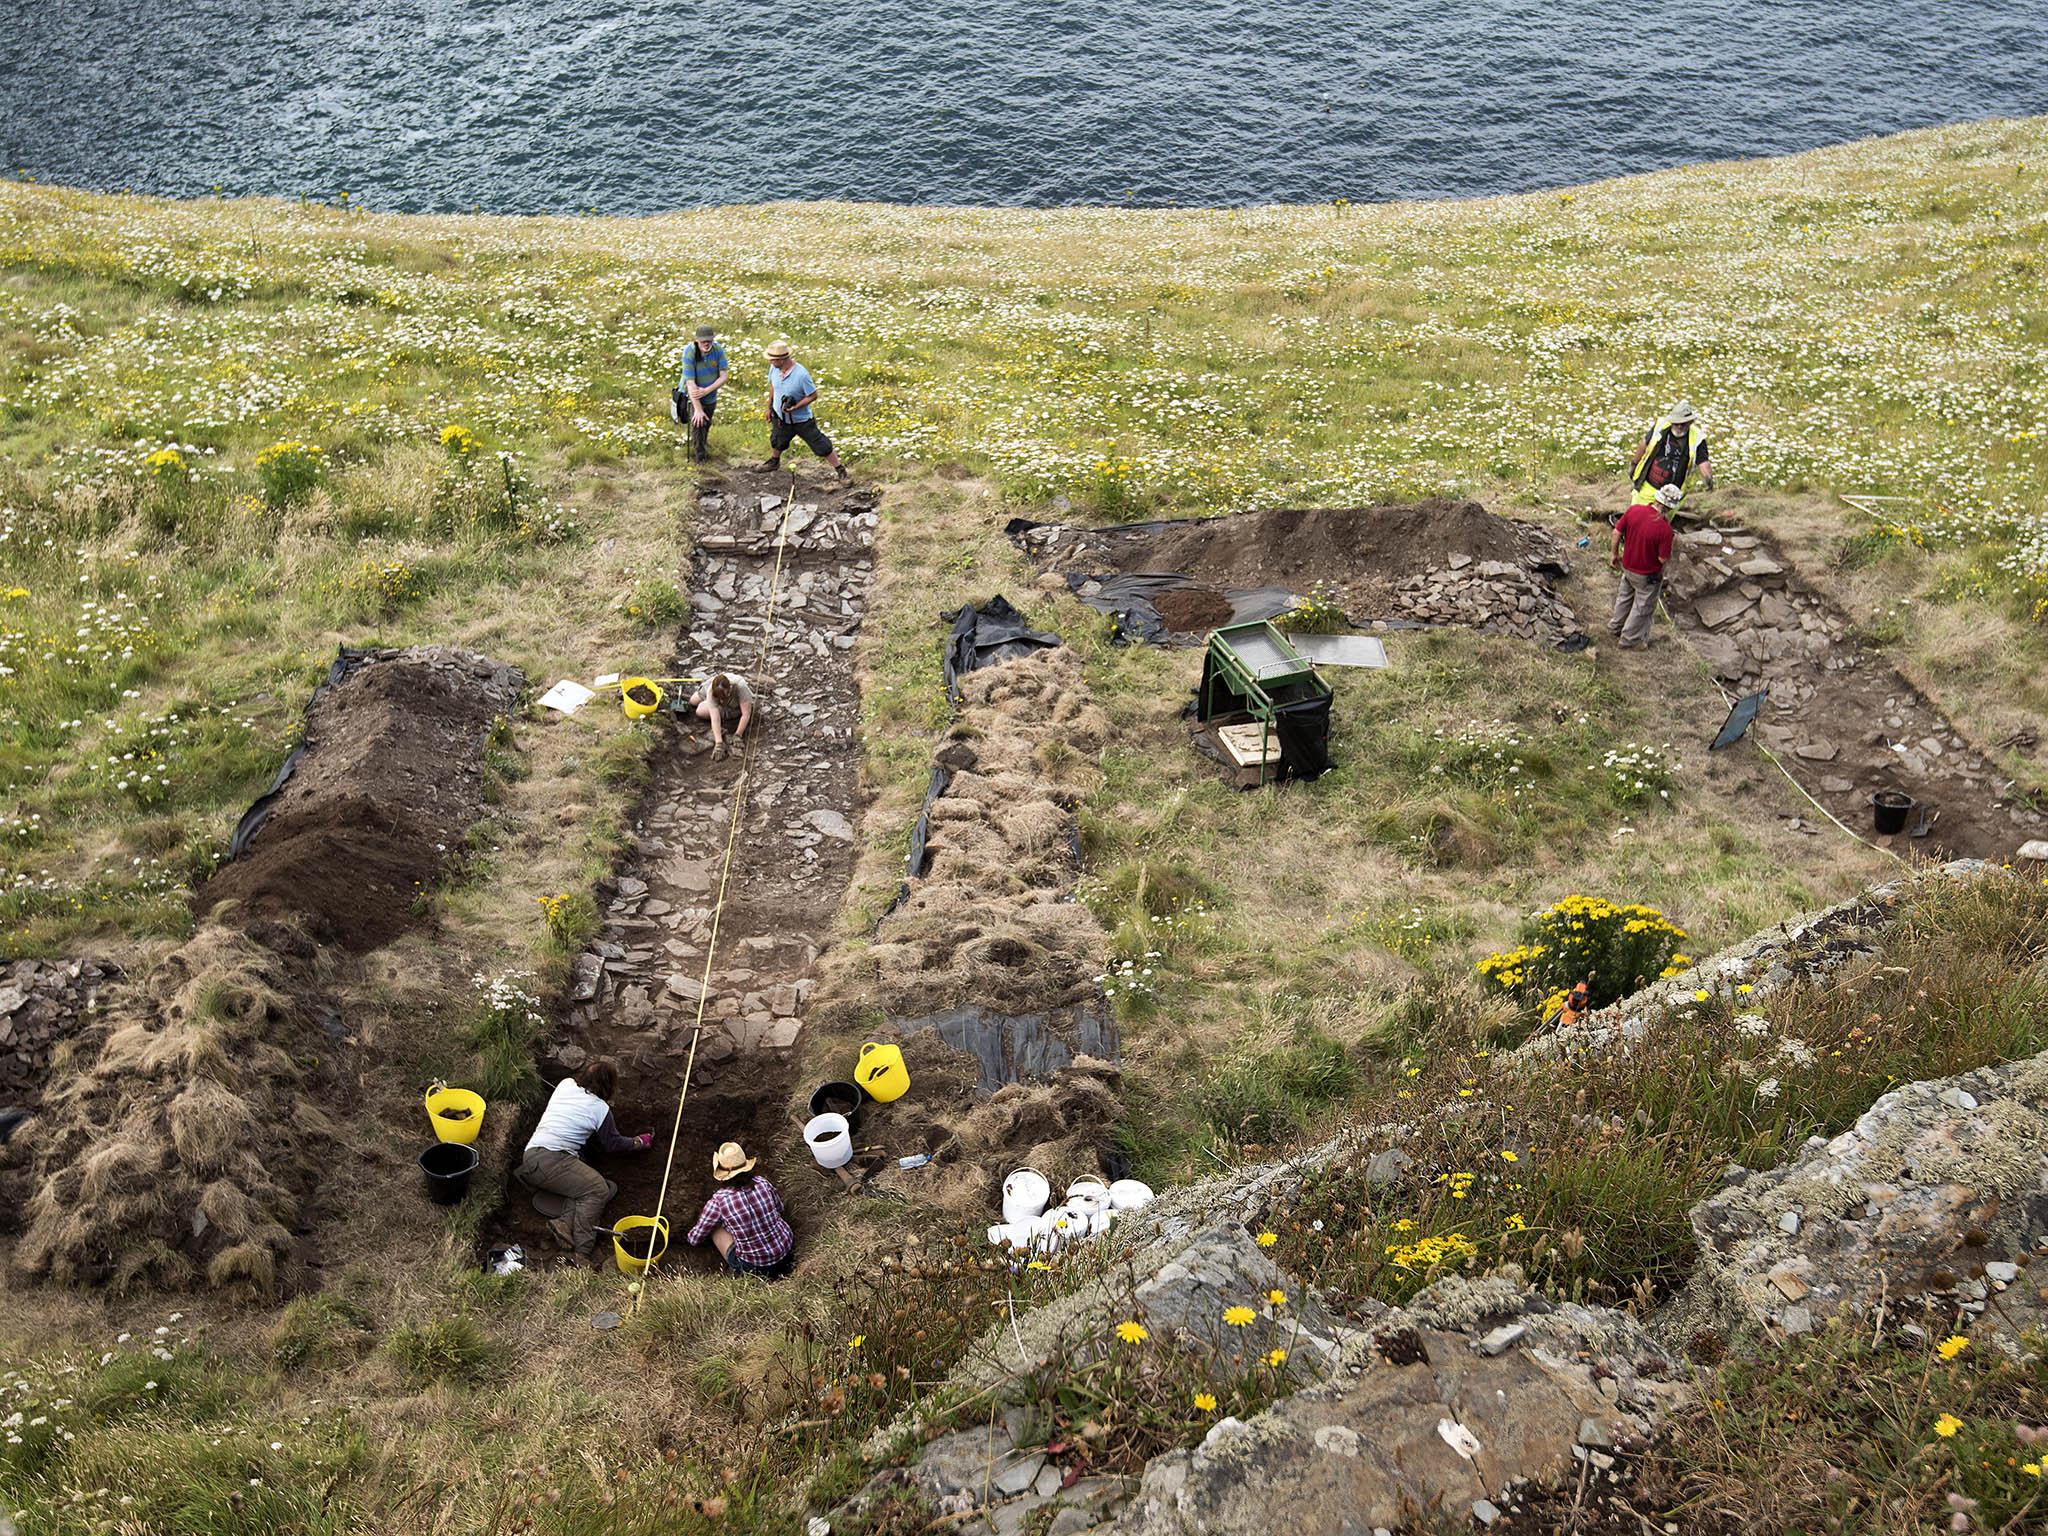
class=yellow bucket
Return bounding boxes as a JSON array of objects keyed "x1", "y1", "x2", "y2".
[
  {"x1": 856, "y1": 1041, "x2": 910, "y2": 1104},
  {"x1": 423, "y1": 1084, "x2": 486, "y2": 1145},
  {"x1": 620, "y1": 677, "x2": 665, "y2": 720},
  {"x1": 611, "y1": 1215, "x2": 670, "y2": 1276}
]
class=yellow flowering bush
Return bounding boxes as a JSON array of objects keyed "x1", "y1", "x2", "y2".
[
  {"x1": 144, "y1": 446, "x2": 189, "y2": 482},
  {"x1": 252, "y1": 439, "x2": 324, "y2": 504},
  {"x1": 1476, "y1": 893, "x2": 1688, "y2": 1012}
]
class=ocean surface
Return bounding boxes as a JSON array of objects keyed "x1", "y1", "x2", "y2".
[{"x1": 3, "y1": 2, "x2": 2045, "y2": 213}]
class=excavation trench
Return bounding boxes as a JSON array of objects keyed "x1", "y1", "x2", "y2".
[
  {"x1": 1658, "y1": 520, "x2": 2046, "y2": 862},
  {"x1": 497, "y1": 468, "x2": 877, "y2": 1269}
]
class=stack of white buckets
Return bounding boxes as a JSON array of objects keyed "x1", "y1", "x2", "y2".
[{"x1": 989, "y1": 1167, "x2": 1154, "y2": 1257}]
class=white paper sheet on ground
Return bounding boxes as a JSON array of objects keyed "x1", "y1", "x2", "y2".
[
  {"x1": 1286, "y1": 632, "x2": 1389, "y2": 669},
  {"x1": 593, "y1": 672, "x2": 621, "y2": 688},
  {"x1": 539, "y1": 679, "x2": 597, "y2": 714}
]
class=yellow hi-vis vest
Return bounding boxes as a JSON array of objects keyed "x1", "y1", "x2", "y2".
[{"x1": 1631, "y1": 418, "x2": 1703, "y2": 495}]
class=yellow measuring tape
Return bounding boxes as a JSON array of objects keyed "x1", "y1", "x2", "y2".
[{"x1": 629, "y1": 474, "x2": 802, "y2": 1306}]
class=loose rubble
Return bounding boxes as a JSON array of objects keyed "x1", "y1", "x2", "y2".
[
  {"x1": 0, "y1": 956, "x2": 119, "y2": 1107},
  {"x1": 1391, "y1": 556, "x2": 1583, "y2": 644}
]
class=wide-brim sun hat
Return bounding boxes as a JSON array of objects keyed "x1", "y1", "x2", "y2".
[
  {"x1": 763, "y1": 340, "x2": 792, "y2": 361},
  {"x1": 1667, "y1": 400, "x2": 1697, "y2": 424},
  {"x1": 712, "y1": 1141, "x2": 758, "y2": 1180},
  {"x1": 1656, "y1": 483, "x2": 1685, "y2": 507}
]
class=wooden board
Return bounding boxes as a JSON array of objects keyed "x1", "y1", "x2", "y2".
[{"x1": 1216, "y1": 722, "x2": 1280, "y2": 767}]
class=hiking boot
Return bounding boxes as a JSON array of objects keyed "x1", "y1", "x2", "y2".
[
  {"x1": 834, "y1": 465, "x2": 852, "y2": 485},
  {"x1": 545, "y1": 1217, "x2": 575, "y2": 1251},
  {"x1": 755, "y1": 457, "x2": 781, "y2": 473}
]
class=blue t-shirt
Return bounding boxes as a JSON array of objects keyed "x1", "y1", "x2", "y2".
[
  {"x1": 678, "y1": 342, "x2": 729, "y2": 404},
  {"x1": 768, "y1": 362, "x2": 816, "y2": 423}
]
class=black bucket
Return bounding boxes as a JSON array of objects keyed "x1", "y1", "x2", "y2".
[
  {"x1": 808, "y1": 1080, "x2": 865, "y2": 1129},
  {"x1": 1872, "y1": 790, "x2": 1915, "y2": 836},
  {"x1": 419, "y1": 1142, "x2": 480, "y2": 1206}
]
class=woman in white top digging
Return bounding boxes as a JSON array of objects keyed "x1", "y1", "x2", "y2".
[
  {"x1": 690, "y1": 671, "x2": 754, "y2": 761},
  {"x1": 516, "y1": 1059, "x2": 654, "y2": 1259}
]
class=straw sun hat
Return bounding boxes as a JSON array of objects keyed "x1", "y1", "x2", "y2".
[
  {"x1": 1667, "y1": 399, "x2": 1697, "y2": 424},
  {"x1": 763, "y1": 340, "x2": 792, "y2": 361},
  {"x1": 712, "y1": 1141, "x2": 758, "y2": 1180}
]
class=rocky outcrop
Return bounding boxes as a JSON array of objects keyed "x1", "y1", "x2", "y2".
[
  {"x1": 1113, "y1": 1276, "x2": 1688, "y2": 1536},
  {"x1": 1671, "y1": 1047, "x2": 2048, "y2": 1350}
]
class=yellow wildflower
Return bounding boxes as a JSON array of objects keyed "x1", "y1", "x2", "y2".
[
  {"x1": 1936, "y1": 1334, "x2": 1969, "y2": 1361},
  {"x1": 1264, "y1": 1348, "x2": 1288, "y2": 1367},
  {"x1": 1116, "y1": 1320, "x2": 1149, "y2": 1344},
  {"x1": 1193, "y1": 1392, "x2": 1217, "y2": 1412},
  {"x1": 848, "y1": 1335, "x2": 865, "y2": 1350},
  {"x1": 1933, "y1": 1413, "x2": 1963, "y2": 1438},
  {"x1": 1223, "y1": 1306, "x2": 1255, "y2": 1328},
  {"x1": 1267, "y1": 1289, "x2": 1287, "y2": 1307},
  {"x1": 1254, "y1": 1231, "x2": 1277, "y2": 1248}
]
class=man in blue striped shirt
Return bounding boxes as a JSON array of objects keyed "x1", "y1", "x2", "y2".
[{"x1": 675, "y1": 325, "x2": 730, "y2": 462}]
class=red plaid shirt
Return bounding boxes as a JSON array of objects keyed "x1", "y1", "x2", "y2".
[{"x1": 687, "y1": 1175, "x2": 793, "y2": 1264}]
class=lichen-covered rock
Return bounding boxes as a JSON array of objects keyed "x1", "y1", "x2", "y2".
[
  {"x1": 1111, "y1": 1277, "x2": 1688, "y2": 1536},
  {"x1": 1669, "y1": 1046, "x2": 2048, "y2": 1349}
]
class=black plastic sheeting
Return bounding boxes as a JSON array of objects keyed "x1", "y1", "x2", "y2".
[
  {"x1": 897, "y1": 1003, "x2": 1119, "y2": 1092},
  {"x1": 1710, "y1": 687, "x2": 1771, "y2": 751},
  {"x1": 904, "y1": 764, "x2": 951, "y2": 881},
  {"x1": 1196, "y1": 648, "x2": 1333, "y2": 782},
  {"x1": 942, "y1": 595, "x2": 1062, "y2": 707},
  {"x1": 1064, "y1": 572, "x2": 1298, "y2": 646},
  {"x1": 226, "y1": 646, "x2": 382, "y2": 860}
]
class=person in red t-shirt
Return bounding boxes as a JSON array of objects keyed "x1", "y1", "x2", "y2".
[{"x1": 1608, "y1": 483, "x2": 1682, "y2": 649}]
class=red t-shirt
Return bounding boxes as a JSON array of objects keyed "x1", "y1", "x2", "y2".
[{"x1": 1616, "y1": 503, "x2": 1675, "y2": 576}]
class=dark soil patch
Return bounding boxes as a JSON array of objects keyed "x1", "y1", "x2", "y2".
[
  {"x1": 1659, "y1": 521, "x2": 2047, "y2": 863},
  {"x1": 1150, "y1": 585, "x2": 1237, "y2": 633},
  {"x1": 1024, "y1": 500, "x2": 1565, "y2": 615},
  {"x1": 197, "y1": 648, "x2": 524, "y2": 951}
]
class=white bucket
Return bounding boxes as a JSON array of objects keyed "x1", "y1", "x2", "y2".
[
  {"x1": 1066, "y1": 1176, "x2": 1109, "y2": 1205},
  {"x1": 1002, "y1": 1167, "x2": 1052, "y2": 1225},
  {"x1": 804, "y1": 1112, "x2": 852, "y2": 1170},
  {"x1": 1109, "y1": 1179, "x2": 1155, "y2": 1212},
  {"x1": 987, "y1": 1222, "x2": 1033, "y2": 1251}
]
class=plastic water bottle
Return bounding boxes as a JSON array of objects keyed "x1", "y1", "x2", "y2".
[{"x1": 897, "y1": 1153, "x2": 933, "y2": 1170}]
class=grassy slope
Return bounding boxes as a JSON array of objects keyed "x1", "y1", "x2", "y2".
[{"x1": 0, "y1": 118, "x2": 2046, "y2": 1533}]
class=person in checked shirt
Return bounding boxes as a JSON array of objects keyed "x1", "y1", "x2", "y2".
[{"x1": 687, "y1": 1140, "x2": 796, "y2": 1278}]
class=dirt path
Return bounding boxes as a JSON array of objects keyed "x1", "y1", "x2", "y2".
[
  {"x1": 1659, "y1": 520, "x2": 2046, "y2": 862},
  {"x1": 500, "y1": 468, "x2": 877, "y2": 1269}
]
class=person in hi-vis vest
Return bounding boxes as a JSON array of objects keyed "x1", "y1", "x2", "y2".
[{"x1": 1630, "y1": 400, "x2": 1712, "y2": 500}]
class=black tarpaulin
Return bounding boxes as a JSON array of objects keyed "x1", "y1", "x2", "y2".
[
  {"x1": 226, "y1": 646, "x2": 381, "y2": 859},
  {"x1": 1710, "y1": 688, "x2": 1771, "y2": 751},
  {"x1": 941, "y1": 595, "x2": 1062, "y2": 705},
  {"x1": 904, "y1": 763, "x2": 951, "y2": 880}
]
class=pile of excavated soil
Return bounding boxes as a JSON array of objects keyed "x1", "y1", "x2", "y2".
[
  {"x1": 198, "y1": 647, "x2": 525, "y2": 951},
  {"x1": 1023, "y1": 500, "x2": 1569, "y2": 618},
  {"x1": 845, "y1": 645, "x2": 1110, "y2": 1019},
  {"x1": 8, "y1": 926, "x2": 335, "y2": 1290}
]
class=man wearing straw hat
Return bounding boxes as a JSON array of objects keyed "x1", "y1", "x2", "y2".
[
  {"x1": 760, "y1": 340, "x2": 852, "y2": 485},
  {"x1": 686, "y1": 1141, "x2": 795, "y2": 1278}
]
